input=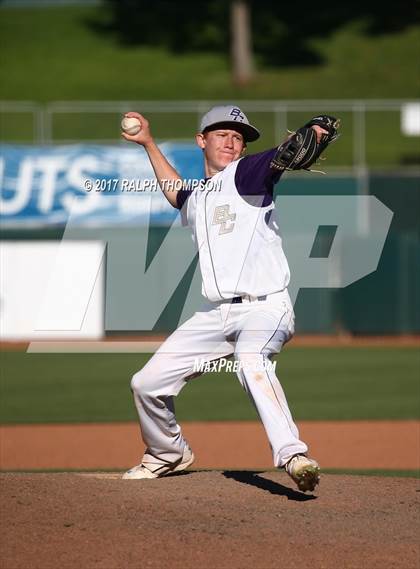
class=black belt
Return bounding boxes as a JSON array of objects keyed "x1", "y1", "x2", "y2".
[{"x1": 231, "y1": 295, "x2": 267, "y2": 304}]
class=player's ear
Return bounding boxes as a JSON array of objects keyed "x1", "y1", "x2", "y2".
[{"x1": 196, "y1": 133, "x2": 206, "y2": 150}]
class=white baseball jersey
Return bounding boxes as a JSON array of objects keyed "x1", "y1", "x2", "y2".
[{"x1": 182, "y1": 158, "x2": 290, "y2": 301}]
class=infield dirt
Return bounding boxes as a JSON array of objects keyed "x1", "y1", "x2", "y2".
[
  {"x1": 1, "y1": 471, "x2": 419, "y2": 569},
  {"x1": 1, "y1": 420, "x2": 419, "y2": 471}
]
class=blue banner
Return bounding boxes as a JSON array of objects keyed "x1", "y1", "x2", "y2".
[{"x1": 0, "y1": 144, "x2": 204, "y2": 227}]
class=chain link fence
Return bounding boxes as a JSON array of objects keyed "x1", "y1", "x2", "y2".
[{"x1": 1, "y1": 100, "x2": 419, "y2": 172}]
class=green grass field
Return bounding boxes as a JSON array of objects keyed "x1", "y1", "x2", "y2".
[
  {"x1": 1, "y1": 8, "x2": 418, "y2": 101},
  {"x1": 0, "y1": 7, "x2": 419, "y2": 167},
  {"x1": 322, "y1": 469, "x2": 419, "y2": 478},
  {"x1": 1, "y1": 347, "x2": 418, "y2": 424}
]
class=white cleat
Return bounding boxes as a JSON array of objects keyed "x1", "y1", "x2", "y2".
[
  {"x1": 122, "y1": 446, "x2": 195, "y2": 480},
  {"x1": 285, "y1": 454, "x2": 320, "y2": 492}
]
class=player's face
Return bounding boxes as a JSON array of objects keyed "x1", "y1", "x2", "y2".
[{"x1": 196, "y1": 129, "x2": 246, "y2": 175}]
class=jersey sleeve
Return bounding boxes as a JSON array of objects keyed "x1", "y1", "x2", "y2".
[
  {"x1": 235, "y1": 148, "x2": 283, "y2": 206},
  {"x1": 176, "y1": 188, "x2": 192, "y2": 210},
  {"x1": 176, "y1": 188, "x2": 193, "y2": 226}
]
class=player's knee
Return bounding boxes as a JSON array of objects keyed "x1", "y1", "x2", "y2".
[
  {"x1": 235, "y1": 352, "x2": 280, "y2": 382},
  {"x1": 130, "y1": 365, "x2": 163, "y2": 400},
  {"x1": 130, "y1": 369, "x2": 155, "y2": 398},
  {"x1": 234, "y1": 352, "x2": 264, "y2": 373},
  {"x1": 130, "y1": 370, "x2": 143, "y2": 395}
]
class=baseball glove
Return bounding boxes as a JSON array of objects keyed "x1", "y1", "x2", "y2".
[{"x1": 270, "y1": 115, "x2": 340, "y2": 173}]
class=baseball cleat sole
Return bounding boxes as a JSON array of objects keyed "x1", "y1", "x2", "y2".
[
  {"x1": 294, "y1": 464, "x2": 320, "y2": 492},
  {"x1": 285, "y1": 454, "x2": 321, "y2": 492}
]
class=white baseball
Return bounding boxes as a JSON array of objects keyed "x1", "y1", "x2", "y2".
[{"x1": 121, "y1": 116, "x2": 142, "y2": 135}]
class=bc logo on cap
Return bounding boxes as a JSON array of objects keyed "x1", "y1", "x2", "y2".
[{"x1": 230, "y1": 108, "x2": 245, "y2": 122}]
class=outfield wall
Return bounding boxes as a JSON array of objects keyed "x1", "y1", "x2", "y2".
[
  {"x1": 1, "y1": 142, "x2": 418, "y2": 336},
  {"x1": 0, "y1": 241, "x2": 104, "y2": 339}
]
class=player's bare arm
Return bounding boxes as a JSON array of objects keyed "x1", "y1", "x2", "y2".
[{"x1": 122, "y1": 111, "x2": 182, "y2": 208}]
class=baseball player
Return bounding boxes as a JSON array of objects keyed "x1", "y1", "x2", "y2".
[{"x1": 121, "y1": 106, "x2": 339, "y2": 492}]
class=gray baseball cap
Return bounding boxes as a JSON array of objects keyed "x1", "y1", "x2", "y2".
[{"x1": 200, "y1": 105, "x2": 260, "y2": 142}]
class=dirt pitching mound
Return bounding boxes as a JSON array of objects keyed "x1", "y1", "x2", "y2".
[{"x1": 1, "y1": 471, "x2": 418, "y2": 569}]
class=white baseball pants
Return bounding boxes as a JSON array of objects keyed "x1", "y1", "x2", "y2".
[{"x1": 130, "y1": 288, "x2": 308, "y2": 469}]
